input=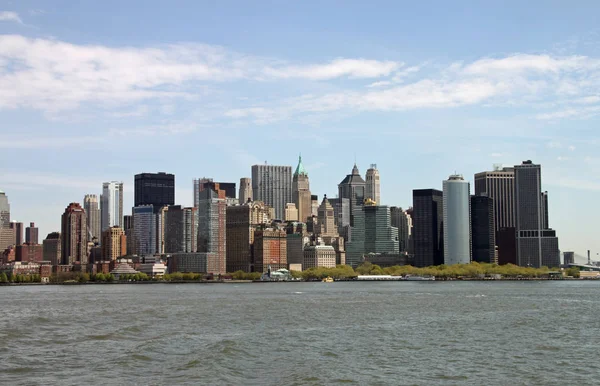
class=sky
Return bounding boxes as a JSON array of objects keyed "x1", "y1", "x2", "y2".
[{"x1": 1, "y1": 1, "x2": 600, "y2": 262}]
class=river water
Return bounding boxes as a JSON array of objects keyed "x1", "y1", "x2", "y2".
[{"x1": 1, "y1": 281, "x2": 599, "y2": 385}]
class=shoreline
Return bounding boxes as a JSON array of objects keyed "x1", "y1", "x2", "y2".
[{"x1": 0, "y1": 277, "x2": 588, "y2": 286}]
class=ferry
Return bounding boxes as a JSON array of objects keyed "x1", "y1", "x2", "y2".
[
  {"x1": 404, "y1": 275, "x2": 435, "y2": 281},
  {"x1": 322, "y1": 276, "x2": 334, "y2": 283}
]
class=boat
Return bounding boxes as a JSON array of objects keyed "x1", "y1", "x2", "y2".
[
  {"x1": 404, "y1": 275, "x2": 435, "y2": 281},
  {"x1": 322, "y1": 276, "x2": 334, "y2": 283}
]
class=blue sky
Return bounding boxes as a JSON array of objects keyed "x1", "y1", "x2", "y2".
[{"x1": 1, "y1": 1, "x2": 600, "y2": 261}]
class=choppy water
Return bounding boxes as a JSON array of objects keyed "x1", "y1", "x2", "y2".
[{"x1": 1, "y1": 281, "x2": 600, "y2": 385}]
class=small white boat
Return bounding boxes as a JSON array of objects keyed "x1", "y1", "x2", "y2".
[{"x1": 404, "y1": 275, "x2": 435, "y2": 281}]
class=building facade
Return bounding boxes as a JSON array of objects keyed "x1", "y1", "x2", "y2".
[
  {"x1": 471, "y1": 194, "x2": 496, "y2": 264},
  {"x1": 239, "y1": 177, "x2": 252, "y2": 203},
  {"x1": 10, "y1": 222, "x2": 24, "y2": 246},
  {"x1": 338, "y1": 164, "x2": 366, "y2": 228},
  {"x1": 443, "y1": 175, "x2": 471, "y2": 265},
  {"x1": 84, "y1": 194, "x2": 101, "y2": 243},
  {"x1": 165, "y1": 205, "x2": 198, "y2": 253},
  {"x1": 254, "y1": 228, "x2": 287, "y2": 273},
  {"x1": 251, "y1": 164, "x2": 292, "y2": 221},
  {"x1": 292, "y1": 155, "x2": 312, "y2": 222},
  {"x1": 514, "y1": 161, "x2": 560, "y2": 268},
  {"x1": 101, "y1": 227, "x2": 127, "y2": 261},
  {"x1": 134, "y1": 172, "x2": 175, "y2": 210},
  {"x1": 61, "y1": 203, "x2": 88, "y2": 265},
  {"x1": 303, "y1": 244, "x2": 337, "y2": 269},
  {"x1": 43, "y1": 232, "x2": 61, "y2": 265},
  {"x1": 0, "y1": 190, "x2": 9, "y2": 228},
  {"x1": 474, "y1": 166, "x2": 515, "y2": 232},
  {"x1": 25, "y1": 222, "x2": 39, "y2": 245},
  {"x1": 285, "y1": 203, "x2": 299, "y2": 222},
  {"x1": 365, "y1": 164, "x2": 381, "y2": 204},
  {"x1": 193, "y1": 178, "x2": 236, "y2": 206},
  {"x1": 197, "y1": 188, "x2": 227, "y2": 274},
  {"x1": 101, "y1": 182, "x2": 123, "y2": 232},
  {"x1": 390, "y1": 207, "x2": 411, "y2": 253},
  {"x1": 132, "y1": 205, "x2": 157, "y2": 256},
  {"x1": 412, "y1": 189, "x2": 444, "y2": 267},
  {"x1": 226, "y1": 201, "x2": 271, "y2": 273}
]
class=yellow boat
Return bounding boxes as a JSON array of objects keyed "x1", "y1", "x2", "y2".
[{"x1": 322, "y1": 276, "x2": 334, "y2": 283}]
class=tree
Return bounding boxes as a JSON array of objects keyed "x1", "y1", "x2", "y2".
[{"x1": 0, "y1": 272, "x2": 7, "y2": 283}]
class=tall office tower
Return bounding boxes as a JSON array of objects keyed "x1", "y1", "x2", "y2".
[
  {"x1": 286, "y1": 222, "x2": 309, "y2": 268},
  {"x1": 292, "y1": 155, "x2": 312, "y2": 222},
  {"x1": 165, "y1": 205, "x2": 197, "y2": 253},
  {"x1": 10, "y1": 222, "x2": 24, "y2": 246},
  {"x1": 329, "y1": 197, "x2": 350, "y2": 237},
  {"x1": 315, "y1": 196, "x2": 346, "y2": 265},
  {"x1": 0, "y1": 190, "x2": 10, "y2": 227},
  {"x1": 101, "y1": 227, "x2": 127, "y2": 261},
  {"x1": 25, "y1": 222, "x2": 39, "y2": 244},
  {"x1": 132, "y1": 205, "x2": 157, "y2": 256},
  {"x1": 390, "y1": 207, "x2": 411, "y2": 253},
  {"x1": 61, "y1": 203, "x2": 88, "y2": 265},
  {"x1": 135, "y1": 172, "x2": 175, "y2": 210},
  {"x1": 239, "y1": 178, "x2": 252, "y2": 203},
  {"x1": 193, "y1": 178, "x2": 236, "y2": 207},
  {"x1": 101, "y1": 182, "x2": 124, "y2": 231},
  {"x1": 443, "y1": 175, "x2": 471, "y2": 265},
  {"x1": 541, "y1": 191, "x2": 549, "y2": 230},
  {"x1": 365, "y1": 164, "x2": 381, "y2": 204},
  {"x1": 471, "y1": 194, "x2": 496, "y2": 263},
  {"x1": 83, "y1": 194, "x2": 101, "y2": 243},
  {"x1": 338, "y1": 164, "x2": 366, "y2": 228},
  {"x1": 254, "y1": 229, "x2": 287, "y2": 273},
  {"x1": 346, "y1": 201, "x2": 398, "y2": 267},
  {"x1": 412, "y1": 189, "x2": 444, "y2": 267},
  {"x1": 251, "y1": 164, "x2": 292, "y2": 220},
  {"x1": 226, "y1": 201, "x2": 271, "y2": 272},
  {"x1": 197, "y1": 188, "x2": 227, "y2": 274},
  {"x1": 42, "y1": 232, "x2": 61, "y2": 265},
  {"x1": 474, "y1": 166, "x2": 515, "y2": 232},
  {"x1": 514, "y1": 161, "x2": 560, "y2": 268}
]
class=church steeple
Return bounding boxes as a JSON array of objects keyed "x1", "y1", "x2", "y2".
[{"x1": 351, "y1": 163, "x2": 360, "y2": 175}]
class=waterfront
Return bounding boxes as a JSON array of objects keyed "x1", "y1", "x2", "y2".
[{"x1": 1, "y1": 282, "x2": 599, "y2": 385}]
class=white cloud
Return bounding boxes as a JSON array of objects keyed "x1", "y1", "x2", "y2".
[
  {"x1": 264, "y1": 58, "x2": 400, "y2": 80},
  {"x1": 569, "y1": 145, "x2": 576, "y2": 151},
  {"x1": 463, "y1": 54, "x2": 590, "y2": 75},
  {"x1": 0, "y1": 11, "x2": 22, "y2": 24},
  {"x1": 0, "y1": 135, "x2": 104, "y2": 149}
]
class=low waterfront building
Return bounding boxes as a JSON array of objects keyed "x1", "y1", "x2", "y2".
[
  {"x1": 138, "y1": 262, "x2": 167, "y2": 277},
  {"x1": 110, "y1": 259, "x2": 140, "y2": 280},
  {"x1": 167, "y1": 252, "x2": 211, "y2": 273},
  {"x1": 15, "y1": 244, "x2": 44, "y2": 263},
  {"x1": 303, "y1": 243, "x2": 337, "y2": 269}
]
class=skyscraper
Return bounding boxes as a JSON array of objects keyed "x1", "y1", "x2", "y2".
[
  {"x1": 474, "y1": 166, "x2": 515, "y2": 232},
  {"x1": 84, "y1": 194, "x2": 101, "y2": 242},
  {"x1": 165, "y1": 205, "x2": 198, "y2": 253},
  {"x1": 412, "y1": 189, "x2": 444, "y2": 267},
  {"x1": 338, "y1": 164, "x2": 366, "y2": 228},
  {"x1": 254, "y1": 229, "x2": 287, "y2": 273},
  {"x1": 443, "y1": 175, "x2": 471, "y2": 265},
  {"x1": 471, "y1": 194, "x2": 496, "y2": 264},
  {"x1": 251, "y1": 164, "x2": 292, "y2": 220},
  {"x1": 10, "y1": 222, "x2": 24, "y2": 246},
  {"x1": 315, "y1": 195, "x2": 346, "y2": 265},
  {"x1": 328, "y1": 197, "x2": 350, "y2": 238},
  {"x1": 193, "y1": 178, "x2": 236, "y2": 207},
  {"x1": 292, "y1": 155, "x2": 312, "y2": 223},
  {"x1": 390, "y1": 207, "x2": 411, "y2": 253},
  {"x1": 61, "y1": 203, "x2": 88, "y2": 265},
  {"x1": 239, "y1": 177, "x2": 252, "y2": 203},
  {"x1": 0, "y1": 190, "x2": 9, "y2": 228},
  {"x1": 365, "y1": 164, "x2": 381, "y2": 204},
  {"x1": 135, "y1": 172, "x2": 175, "y2": 210},
  {"x1": 132, "y1": 205, "x2": 157, "y2": 256},
  {"x1": 226, "y1": 201, "x2": 271, "y2": 272},
  {"x1": 514, "y1": 161, "x2": 560, "y2": 268},
  {"x1": 197, "y1": 188, "x2": 227, "y2": 274},
  {"x1": 101, "y1": 182, "x2": 124, "y2": 231},
  {"x1": 25, "y1": 222, "x2": 39, "y2": 244},
  {"x1": 346, "y1": 201, "x2": 398, "y2": 267}
]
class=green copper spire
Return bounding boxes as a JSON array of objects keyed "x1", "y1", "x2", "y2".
[{"x1": 294, "y1": 154, "x2": 308, "y2": 177}]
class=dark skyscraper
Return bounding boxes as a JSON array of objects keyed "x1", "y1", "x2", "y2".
[
  {"x1": 471, "y1": 194, "x2": 495, "y2": 264},
  {"x1": 514, "y1": 161, "x2": 560, "y2": 268},
  {"x1": 61, "y1": 203, "x2": 88, "y2": 265},
  {"x1": 193, "y1": 178, "x2": 236, "y2": 205},
  {"x1": 134, "y1": 172, "x2": 175, "y2": 210},
  {"x1": 10, "y1": 222, "x2": 24, "y2": 246},
  {"x1": 338, "y1": 164, "x2": 366, "y2": 228},
  {"x1": 412, "y1": 189, "x2": 443, "y2": 267},
  {"x1": 25, "y1": 222, "x2": 39, "y2": 244}
]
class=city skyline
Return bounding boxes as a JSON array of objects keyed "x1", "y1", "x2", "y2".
[{"x1": 1, "y1": 2, "x2": 599, "y2": 259}]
